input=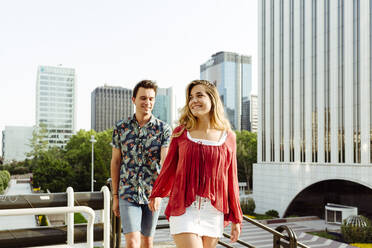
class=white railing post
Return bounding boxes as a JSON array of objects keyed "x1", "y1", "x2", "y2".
[
  {"x1": 101, "y1": 186, "x2": 111, "y2": 248},
  {"x1": 66, "y1": 187, "x2": 74, "y2": 246}
]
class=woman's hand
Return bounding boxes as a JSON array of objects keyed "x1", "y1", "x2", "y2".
[
  {"x1": 230, "y1": 223, "x2": 241, "y2": 242},
  {"x1": 148, "y1": 197, "x2": 161, "y2": 212}
]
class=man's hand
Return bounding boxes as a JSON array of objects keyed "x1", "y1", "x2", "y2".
[
  {"x1": 148, "y1": 197, "x2": 161, "y2": 212},
  {"x1": 230, "y1": 223, "x2": 241, "y2": 243},
  {"x1": 112, "y1": 197, "x2": 120, "y2": 217}
]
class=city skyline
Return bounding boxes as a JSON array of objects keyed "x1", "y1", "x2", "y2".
[{"x1": 0, "y1": 0, "x2": 258, "y2": 151}]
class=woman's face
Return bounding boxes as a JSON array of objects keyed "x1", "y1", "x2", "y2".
[{"x1": 188, "y1": 84, "x2": 212, "y2": 118}]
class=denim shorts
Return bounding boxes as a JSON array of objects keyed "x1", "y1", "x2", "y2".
[
  {"x1": 119, "y1": 198, "x2": 161, "y2": 237},
  {"x1": 169, "y1": 196, "x2": 224, "y2": 238}
]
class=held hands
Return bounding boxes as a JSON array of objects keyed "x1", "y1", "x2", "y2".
[
  {"x1": 230, "y1": 223, "x2": 241, "y2": 243},
  {"x1": 148, "y1": 197, "x2": 161, "y2": 212}
]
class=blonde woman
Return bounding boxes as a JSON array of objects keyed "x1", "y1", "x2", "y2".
[{"x1": 149, "y1": 80, "x2": 242, "y2": 248}]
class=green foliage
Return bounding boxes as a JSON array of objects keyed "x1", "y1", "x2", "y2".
[
  {"x1": 0, "y1": 170, "x2": 10, "y2": 192},
  {"x1": 0, "y1": 177, "x2": 3, "y2": 194},
  {"x1": 26, "y1": 123, "x2": 49, "y2": 159},
  {"x1": 341, "y1": 216, "x2": 372, "y2": 243},
  {"x1": 74, "y1": 213, "x2": 87, "y2": 224},
  {"x1": 240, "y1": 197, "x2": 256, "y2": 215},
  {"x1": 0, "y1": 160, "x2": 32, "y2": 175},
  {"x1": 265, "y1": 209, "x2": 279, "y2": 218},
  {"x1": 307, "y1": 231, "x2": 339, "y2": 240},
  {"x1": 235, "y1": 131, "x2": 257, "y2": 191},
  {"x1": 32, "y1": 147, "x2": 73, "y2": 192},
  {"x1": 64, "y1": 129, "x2": 112, "y2": 191},
  {"x1": 30, "y1": 128, "x2": 112, "y2": 192}
]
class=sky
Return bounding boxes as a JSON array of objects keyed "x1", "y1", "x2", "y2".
[{"x1": 0, "y1": 0, "x2": 258, "y2": 151}]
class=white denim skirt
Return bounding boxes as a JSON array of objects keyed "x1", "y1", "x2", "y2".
[{"x1": 169, "y1": 196, "x2": 224, "y2": 238}]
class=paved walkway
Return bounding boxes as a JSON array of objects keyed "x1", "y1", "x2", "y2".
[{"x1": 0, "y1": 179, "x2": 37, "y2": 230}]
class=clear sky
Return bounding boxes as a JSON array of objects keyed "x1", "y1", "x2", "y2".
[{"x1": 0, "y1": 0, "x2": 258, "y2": 151}]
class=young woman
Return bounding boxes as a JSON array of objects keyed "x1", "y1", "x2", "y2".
[{"x1": 149, "y1": 80, "x2": 242, "y2": 248}]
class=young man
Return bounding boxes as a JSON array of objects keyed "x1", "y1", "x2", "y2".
[{"x1": 110, "y1": 80, "x2": 171, "y2": 248}]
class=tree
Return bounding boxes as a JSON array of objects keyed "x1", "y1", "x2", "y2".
[
  {"x1": 32, "y1": 147, "x2": 73, "y2": 192},
  {"x1": 235, "y1": 130, "x2": 257, "y2": 192},
  {"x1": 64, "y1": 129, "x2": 112, "y2": 191},
  {"x1": 26, "y1": 123, "x2": 49, "y2": 159}
]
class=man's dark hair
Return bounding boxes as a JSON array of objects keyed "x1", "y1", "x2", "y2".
[{"x1": 132, "y1": 80, "x2": 158, "y2": 98}]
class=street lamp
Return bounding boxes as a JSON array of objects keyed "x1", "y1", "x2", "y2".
[{"x1": 90, "y1": 135, "x2": 97, "y2": 192}]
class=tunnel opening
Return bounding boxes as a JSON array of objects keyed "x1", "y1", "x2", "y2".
[{"x1": 284, "y1": 179, "x2": 372, "y2": 220}]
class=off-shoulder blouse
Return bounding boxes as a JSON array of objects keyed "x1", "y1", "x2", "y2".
[{"x1": 149, "y1": 126, "x2": 243, "y2": 226}]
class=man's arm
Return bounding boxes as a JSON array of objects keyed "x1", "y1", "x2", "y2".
[
  {"x1": 160, "y1": 146, "x2": 169, "y2": 166},
  {"x1": 110, "y1": 147, "x2": 121, "y2": 217}
]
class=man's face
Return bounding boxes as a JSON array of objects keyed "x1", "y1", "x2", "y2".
[{"x1": 132, "y1": 87, "x2": 156, "y2": 116}]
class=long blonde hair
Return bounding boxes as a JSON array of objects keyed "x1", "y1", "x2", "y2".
[{"x1": 174, "y1": 80, "x2": 231, "y2": 137}]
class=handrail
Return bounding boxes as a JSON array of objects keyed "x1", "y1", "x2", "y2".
[
  {"x1": 0, "y1": 206, "x2": 95, "y2": 248},
  {"x1": 242, "y1": 215, "x2": 310, "y2": 248},
  {"x1": 0, "y1": 186, "x2": 111, "y2": 248}
]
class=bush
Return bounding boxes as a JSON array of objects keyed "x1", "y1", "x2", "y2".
[
  {"x1": 240, "y1": 197, "x2": 255, "y2": 215},
  {"x1": 0, "y1": 171, "x2": 10, "y2": 191},
  {"x1": 0, "y1": 177, "x2": 3, "y2": 194},
  {"x1": 265, "y1": 209, "x2": 279, "y2": 218},
  {"x1": 341, "y1": 215, "x2": 372, "y2": 243}
]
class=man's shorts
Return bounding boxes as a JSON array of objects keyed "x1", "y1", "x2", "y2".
[{"x1": 119, "y1": 198, "x2": 161, "y2": 237}]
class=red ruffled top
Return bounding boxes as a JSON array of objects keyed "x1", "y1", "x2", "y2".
[{"x1": 149, "y1": 126, "x2": 243, "y2": 226}]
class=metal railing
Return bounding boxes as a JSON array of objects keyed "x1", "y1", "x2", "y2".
[
  {"x1": 0, "y1": 206, "x2": 96, "y2": 248},
  {"x1": 106, "y1": 177, "x2": 309, "y2": 248},
  {"x1": 0, "y1": 186, "x2": 111, "y2": 248},
  {"x1": 111, "y1": 215, "x2": 310, "y2": 248}
]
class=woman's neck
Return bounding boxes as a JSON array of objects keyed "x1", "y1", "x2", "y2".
[{"x1": 195, "y1": 118, "x2": 212, "y2": 131}]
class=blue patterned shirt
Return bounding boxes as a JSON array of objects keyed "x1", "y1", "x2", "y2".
[{"x1": 112, "y1": 114, "x2": 171, "y2": 204}]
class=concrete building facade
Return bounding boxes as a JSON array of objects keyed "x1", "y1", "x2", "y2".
[
  {"x1": 2, "y1": 126, "x2": 33, "y2": 163},
  {"x1": 91, "y1": 85, "x2": 133, "y2": 132},
  {"x1": 255, "y1": 0, "x2": 372, "y2": 218},
  {"x1": 250, "y1": 94, "x2": 258, "y2": 133}
]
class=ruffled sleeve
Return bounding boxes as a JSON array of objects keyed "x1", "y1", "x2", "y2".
[
  {"x1": 149, "y1": 126, "x2": 181, "y2": 198},
  {"x1": 224, "y1": 132, "x2": 243, "y2": 225}
]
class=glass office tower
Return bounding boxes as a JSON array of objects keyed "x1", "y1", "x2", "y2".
[{"x1": 36, "y1": 65, "x2": 76, "y2": 148}]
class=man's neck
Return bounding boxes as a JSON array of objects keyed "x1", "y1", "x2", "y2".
[{"x1": 135, "y1": 113, "x2": 151, "y2": 127}]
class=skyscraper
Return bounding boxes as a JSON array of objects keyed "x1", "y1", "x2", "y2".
[
  {"x1": 91, "y1": 85, "x2": 133, "y2": 132},
  {"x1": 2, "y1": 126, "x2": 33, "y2": 163},
  {"x1": 152, "y1": 87, "x2": 174, "y2": 126},
  {"x1": 36, "y1": 65, "x2": 76, "y2": 148},
  {"x1": 255, "y1": 0, "x2": 372, "y2": 218},
  {"x1": 200, "y1": 51, "x2": 252, "y2": 130}
]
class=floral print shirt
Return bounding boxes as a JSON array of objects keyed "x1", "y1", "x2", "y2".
[{"x1": 112, "y1": 114, "x2": 171, "y2": 204}]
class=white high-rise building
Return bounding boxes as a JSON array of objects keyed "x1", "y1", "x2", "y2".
[
  {"x1": 36, "y1": 65, "x2": 76, "y2": 148},
  {"x1": 255, "y1": 0, "x2": 372, "y2": 219},
  {"x1": 2, "y1": 126, "x2": 34, "y2": 163}
]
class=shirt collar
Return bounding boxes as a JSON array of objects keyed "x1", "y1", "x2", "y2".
[{"x1": 130, "y1": 113, "x2": 156, "y2": 127}]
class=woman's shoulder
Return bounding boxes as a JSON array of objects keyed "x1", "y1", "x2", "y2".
[
  {"x1": 224, "y1": 129, "x2": 236, "y2": 145},
  {"x1": 171, "y1": 125, "x2": 187, "y2": 139}
]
